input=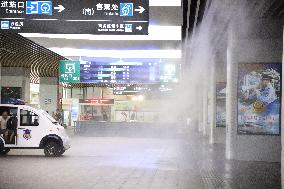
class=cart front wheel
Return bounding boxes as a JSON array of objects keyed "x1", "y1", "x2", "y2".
[{"x1": 44, "y1": 141, "x2": 60, "y2": 157}]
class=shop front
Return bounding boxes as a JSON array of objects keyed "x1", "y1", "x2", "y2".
[{"x1": 78, "y1": 99, "x2": 114, "y2": 122}]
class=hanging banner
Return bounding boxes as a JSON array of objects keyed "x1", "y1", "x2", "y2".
[{"x1": 237, "y1": 63, "x2": 282, "y2": 135}]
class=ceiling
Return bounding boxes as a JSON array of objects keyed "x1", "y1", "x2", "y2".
[
  {"x1": 1, "y1": 2, "x2": 183, "y2": 86},
  {"x1": 1, "y1": 0, "x2": 283, "y2": 87},
  {"x1": 0, "y1": 33, "x2": 66, "y2": 83}
]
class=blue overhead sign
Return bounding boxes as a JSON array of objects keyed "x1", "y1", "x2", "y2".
[
  {"x1": 26, "y1": 1, "x2": 53, "y2": 15},
  {"x1": 58, "y1": 60, "x2": 180, "y2": 84},
  {"x1": 0, "y1": 0, "x2": 149, "y2": 34},
  {"x1": 80, "y1": 61, "x2": 160, "y2": 84}
]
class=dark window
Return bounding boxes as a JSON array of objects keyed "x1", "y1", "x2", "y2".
[
  {"x1": 1, "y1": 87, "x2": 22, "y2": 104},
  {"x1": 0, "y1": 106, "x2": 18, "y2": 116},
  {"x1": 20, "y1": 110, "x2": 39, "y2": 126}
]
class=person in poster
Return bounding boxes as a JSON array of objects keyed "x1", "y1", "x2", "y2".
[{"x1": 238, "y1": 63, "x2": 281, "y2": 135}]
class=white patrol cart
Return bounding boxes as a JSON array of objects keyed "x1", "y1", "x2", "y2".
[{"x1": 0, "y1": 104, "x2": 70, "y2": 156}]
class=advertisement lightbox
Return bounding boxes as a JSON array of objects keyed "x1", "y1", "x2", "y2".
[
  {"x1": 237, "y1": 63, "x2": 282, "y2": 135},
  {"x1": 216, "y1": 82, "x2": 226, "y2": 127}
]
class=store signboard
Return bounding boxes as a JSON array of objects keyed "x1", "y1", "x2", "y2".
[
  {"x1": 79, "y1": 99, "x2": 114, "y2": 105},
  {"x1": 59, "y1": 60, "x2": 80, "y2": 82},
  {"x1": 0, "y1": 0, "x2": 149, "y2": 34},
  {"x1": 237, "y1": 63, "x2": 282, "y2": 135},
  {"x1": 114, "y1": 86, "x2": 136, "y2": 95},
  {"x1": 113, "y1": 85, "x2": 142, "y2": 95}
]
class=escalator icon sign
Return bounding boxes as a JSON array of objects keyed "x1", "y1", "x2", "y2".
[{"x1": 26, "y1": 1, "x2": 53, "y2": 15}]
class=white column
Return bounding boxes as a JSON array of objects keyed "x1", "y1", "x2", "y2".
[
  {"x1": 202, "y1": 73, "x2": 208, "y2": 136},
  {"x1": 226, "y1": 20, "x2": 282, "y2": 162},
  {"x1": 210, "y1": 53, "x2": 227, "y2": 144},
  {"x1": 39, "y1": 77, "x2": 58, "y2": 114},
  {"x1": 208, "y1": 57, "x2": 216, "y2": 143}
]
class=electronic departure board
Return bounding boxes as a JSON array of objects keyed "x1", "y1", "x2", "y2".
[{"x1": 80, "y1": 61, "x2": 160, "y2": 84}]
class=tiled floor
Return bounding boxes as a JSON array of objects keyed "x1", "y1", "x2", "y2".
[{"x1": 0, "y1": 133, "x2": 280, "y2": 189}]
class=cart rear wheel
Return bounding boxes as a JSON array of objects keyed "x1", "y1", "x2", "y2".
[{"x1": 0, "y1": 148, "x2": 10, "y2": 155}]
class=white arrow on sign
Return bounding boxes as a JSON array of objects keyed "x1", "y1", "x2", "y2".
[
  {"x1": 29, "y1": 5, "x2": 35, "y2": 10},
  {"x1": 54, "y1": 5, "x2": 65, "y2": 13},
  {"x1": 136, "y1": 26, "x2": 143, "y2": 30},
  {"x1": 134, "y1": 6, "x2": 145, "y2": 14}
]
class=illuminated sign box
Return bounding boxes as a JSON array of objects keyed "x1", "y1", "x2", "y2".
[
  {"x1": 113, "y1": 85, "x2": 151, "y2": 95},
  {"x1": 160, "y1": 64, "x2": 180, "y2": 83},
  {"x1": 59, "y1": 60, "x2": 80, "y2": 83}
]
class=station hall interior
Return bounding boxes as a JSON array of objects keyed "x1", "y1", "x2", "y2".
[{"x1": 1, "y1": 0, "x2": 284, "y2": 188}]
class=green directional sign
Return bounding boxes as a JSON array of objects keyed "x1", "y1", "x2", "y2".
[{"x1": 59, "y1": 60, "x2": 80, "y2": 82}]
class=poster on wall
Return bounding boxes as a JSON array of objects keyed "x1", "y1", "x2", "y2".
[
  {"x1": 1, "y1": 87, "x2": 22, "y2": 104},
  {"x1": 216, "y1": 82, "x2": 226, "y2": 127},
  {"x1": 71, "y1": 99, "x2": 79, "y2": 126},
  {"x1": 237, "y1": 63, "x2": 281, "y2": 135}
]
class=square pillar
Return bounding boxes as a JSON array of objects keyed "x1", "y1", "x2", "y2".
[
  {"x1": 226, "y1": 19, "x2": 282, "y2": 162},
  {"x1": 39, "y1": 77, "x2": 58, "y2": 114},
  {"x1": 209, "y1": 52, "x2": 227, "y2": 144}
]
